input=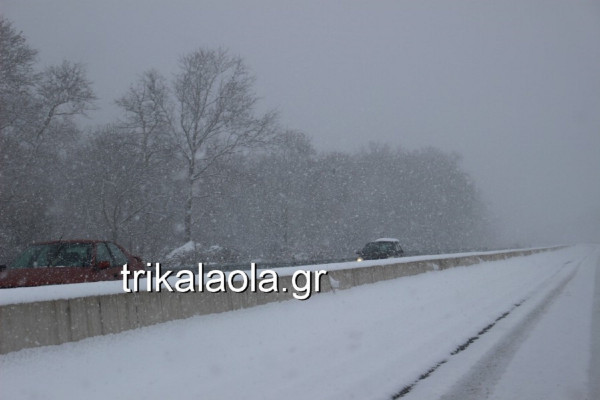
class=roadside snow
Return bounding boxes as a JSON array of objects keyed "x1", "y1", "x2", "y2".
[{"x1": 0, "y1": 245, "x2": 596, "y2": 400}]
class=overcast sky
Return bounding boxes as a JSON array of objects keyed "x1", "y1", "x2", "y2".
[{"x1": 2, "y1": 0, "x2": 600, "y2": 246}]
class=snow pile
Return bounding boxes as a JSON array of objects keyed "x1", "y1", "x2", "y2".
[
  {"x1": 165, "y1": 241, "x2": 199, "y2": 260},
  {"x1": 164, "y1": 241, "x2": 241, "y2": 268}
]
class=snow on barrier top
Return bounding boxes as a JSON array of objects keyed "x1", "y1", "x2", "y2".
[{"x1": 0, "y1": 248, "x2": 549, "y2": 306}]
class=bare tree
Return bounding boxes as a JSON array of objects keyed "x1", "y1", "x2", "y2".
[
  {"x1": 0, "y1": 17, "x2": 38, "y2": 135},
  {"x1": 167, "y1": 48, "x2": 277, "y2": 242},
  {"x1": 115, "y1": 69, "x2": 172, "y2": 168},
  {"x1": 0, "y1": 17, "x2": 96, "y2": 260},
  {"x1": 34, "y1": 60, "x2": 95, "y2": 142}
]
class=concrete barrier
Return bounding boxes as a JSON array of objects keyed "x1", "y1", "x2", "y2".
[{"x1": 0, "y1": 247, "x2": 556, "y2": 354}]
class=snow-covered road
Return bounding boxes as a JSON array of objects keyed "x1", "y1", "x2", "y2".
[
  {"x1": 1, "y1": 245, "x2": 597, "y2": 399},
  {"x1": 408, "y1": 245, "x2": 598, "y2": 400}
]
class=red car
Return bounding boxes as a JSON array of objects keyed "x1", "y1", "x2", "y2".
[{"x1": 0, "y1": 240, "x2": 145, "y2": 288}]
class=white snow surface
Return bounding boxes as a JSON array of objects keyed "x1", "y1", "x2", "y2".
[
  {"x1": 1, "y1": 245, "x2": 597, "y2": 399},
  {"x1": 164, "y1": 240, "x2": 199, "y2": 259}
]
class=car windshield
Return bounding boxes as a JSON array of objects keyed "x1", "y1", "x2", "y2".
[{"x1": 10, "y1": 243, "x2": 93, "y2": 268}]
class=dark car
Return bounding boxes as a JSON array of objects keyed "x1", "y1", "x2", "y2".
[
  {"x1": 356, "y1": 238, "x2": 404, "y2": 261},
  {"x1": 0, "y1": 240, "x2": 145, "y2": 288}
]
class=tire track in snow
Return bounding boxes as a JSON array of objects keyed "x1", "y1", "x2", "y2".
[
  {"x1": 435, "y1": 261, "x2": 579, "y2": 400},
  {"x1": 390, "y1": 259, "x2": 579, "y2": 400}
]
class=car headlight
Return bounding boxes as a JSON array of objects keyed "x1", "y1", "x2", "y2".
[{"x1": 356, "y1": 257, "x2": 363, "y2": 262}]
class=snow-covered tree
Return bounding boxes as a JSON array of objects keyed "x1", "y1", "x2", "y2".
[{"x1": 0, "y1": 17, "x2": 95, "y2": 261}]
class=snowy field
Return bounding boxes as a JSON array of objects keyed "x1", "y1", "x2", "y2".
[{"x1": 1, "y1": 245, "x2": 598, "y2": 399}]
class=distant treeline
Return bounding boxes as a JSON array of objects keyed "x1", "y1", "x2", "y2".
[{"x1": 0, "y1": 17, "x2": 491, "y2": 263}]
